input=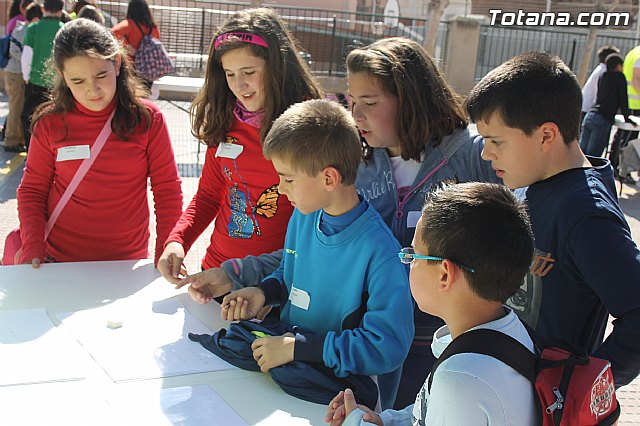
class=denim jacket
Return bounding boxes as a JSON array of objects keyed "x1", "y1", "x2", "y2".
[{"x1": 355, "y1": 127, "x2": 497, "y2": 248}]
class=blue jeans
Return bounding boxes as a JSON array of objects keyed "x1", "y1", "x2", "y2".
[{"x1": 580, "y1": 112, "x2": 612, "y2": 157}]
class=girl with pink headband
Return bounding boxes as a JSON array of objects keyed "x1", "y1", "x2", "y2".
[{"x1": 158, "y1": 8, "x2": 323, "y2": 284}]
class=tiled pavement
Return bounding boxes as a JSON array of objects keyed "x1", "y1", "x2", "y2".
[{"x1": 1, "y1": 96, "x2": 640, "y2": 423}]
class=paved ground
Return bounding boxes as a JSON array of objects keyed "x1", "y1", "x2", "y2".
[{"x1": 1, "y1": 96, "x2": 640, "y2": 423}]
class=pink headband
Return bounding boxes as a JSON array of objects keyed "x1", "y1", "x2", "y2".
[{"x1": 213, "y1": 32, "x2": 268, "y2": 50}]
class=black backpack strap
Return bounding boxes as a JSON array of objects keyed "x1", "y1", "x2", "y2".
[
  {"x1": 427, "y1": 328, "x2": 537, "y2": 393},
  {"x1": 10, "y1": 36, "x2": 22, "y2": 51}
]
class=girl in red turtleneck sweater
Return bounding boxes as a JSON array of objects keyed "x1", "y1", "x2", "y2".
[
  {"x1": 156, "y1": 9, "x2": 323, "y2": 284},
  {"x1": 16, "y1": 18, "x2": 183, "y2": 267}
]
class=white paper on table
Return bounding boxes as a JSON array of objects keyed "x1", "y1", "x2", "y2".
[
  {"x1": 58, "y1": 296, "x2": 235, "y2": 382},
  {"x1": 0, "y1": 308, "x2": 87, "y2": 386},
  {"x1": 110, "y1": 385, "x2": 249, "y2": 426},
  {"x1": 255, "y1": 410, "x2": 314, "y2": 425},
  {"x1": 0, "y1": 380, "x2": 114, "y2": 426}
]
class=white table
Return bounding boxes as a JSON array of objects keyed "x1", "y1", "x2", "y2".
[
  {"x1": 613, "y1": 114, "x2": 640, "y2": 132},
  {"x1": 0, "y1": 260, "x2": 326, "y2": 425},
  {"x1": 154, "y1": 76, "x2": 205, "y2": 95}
]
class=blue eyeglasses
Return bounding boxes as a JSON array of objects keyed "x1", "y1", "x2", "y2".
[{"x1": 398, "y1": 247, "x2": 476, "y2": 273}]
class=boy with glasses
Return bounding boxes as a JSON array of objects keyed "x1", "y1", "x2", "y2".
[
  {"x1": 326, "y1": 182, "x2": 537, "y2": 425},
  {"x1": 219, "y1": 99, "x2": 414, "y2": 409}
]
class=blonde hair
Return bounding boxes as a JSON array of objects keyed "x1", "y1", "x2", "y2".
[{"x1": 263, "y1": 100, "x2": 362, "y2": 185}]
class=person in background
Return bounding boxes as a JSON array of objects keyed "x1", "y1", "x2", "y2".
[
  {"x1": 5, "y1": 0, "x2": 28, "y2": 35},
  {"x1": 68, "y1": 0, "x2": 94, "y2": 19},
  {"x1": 581, "y1": 45, "x2": 620, "y2": 123},
  {"x1": 157, "y1": 9, "x2": 322, "y2": 282},
  {"x1": 20, "y1": 0, "x2": 64, "y2": 150},
  {"x1": 3, "y1": 1, "x2": 39, "y2": 152},
  {"x1": 77, "y1": 5, "x2": 104, "y2": 25},
  {"x1": 609, "y1": 44, "x2": 640, "y2": 181},
  {"x1": 580, "y1": 53, "x2": 633, "y2": 158},
  {"x1": 17, "y1": 18, "x2": 183, "y2": 267},
  {"x1": 111, "y1": 0, "x2": 159, "y2": 90}
]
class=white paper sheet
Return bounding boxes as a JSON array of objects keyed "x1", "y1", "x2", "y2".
[
  {"x1": 0, "y1": 308, "x2": 87, "y2": 386},
  {"x1": 58, "y1": 297, "x2": 235, "y2": 382},
  {"x1": 110, "y1": 385, "x2": 249, "y2": 426},
  {"x1": 255, "y1": 410, "x2": 314, "y2": 425},
  {"x1": 0, "y1": 381, "x2": 113, "y2": 426}
]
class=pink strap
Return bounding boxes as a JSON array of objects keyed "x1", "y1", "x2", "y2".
[
  {"x1": 44, "y1": 110, "x2": 115, "y2": 240},
  {"x1": 396, "y1": 158, "x2": 449, "y2": 216}
]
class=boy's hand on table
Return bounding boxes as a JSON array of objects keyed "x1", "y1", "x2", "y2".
[
  {"x1": 251, "y1": 333, "x2": 295, "y2": 373},
  {"x1": 220, "y1": 287, "x2": 265, "y2": 320}
]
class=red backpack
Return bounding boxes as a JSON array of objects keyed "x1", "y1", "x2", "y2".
[{"x1": 428, "y1": 328, "x2": 620, "y2": 425}]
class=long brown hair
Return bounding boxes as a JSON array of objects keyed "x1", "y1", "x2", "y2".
[
  {"x1": 31, "y1": 18, "x2": 150, "y2": 140},
  {"x1": 346, "y1": 37, "x2": 467, "y2": 161},
  {"x1": 191, "y1": 8, "x2": 323, "y2": 148},
  {"x1": 126, "y1": 0, "x2": 155, "y2": 28}
]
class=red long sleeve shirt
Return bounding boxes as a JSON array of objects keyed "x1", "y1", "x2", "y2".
[
  {"x1": 17, "y1": 99, "x2": 183, "y2": 264},
  {"x1": 166, "y1": 119, "x2": 293, "y2": 269}
]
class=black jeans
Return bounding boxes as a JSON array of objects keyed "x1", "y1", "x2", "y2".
[{"x1": 21, "y1": 83, "x2": 50, "y2": 151}]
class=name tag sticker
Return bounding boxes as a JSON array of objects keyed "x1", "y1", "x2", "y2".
[
  {"x1": 289, "y1": 287, "x2": 310, "y2": 310},
  {"x1": 56, "y1": 145, "x2": 90, "y2": 162},
  {"x1": 407, "y1": 211, "x2": 421, "y2": 228},
  {"x1": 215, "y1": 143, "x2": 244, "y2": 159}
]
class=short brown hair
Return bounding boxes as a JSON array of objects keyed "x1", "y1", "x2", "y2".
[
  {"x1": 465, "y1": 52, "x2": 581, "y2": 144},
  {"x1": 420, "y1": 182, "x2": 534, "y2": 302},
  {"x1": 263, "y1": 99, "x2": 362, "y2": 185}
]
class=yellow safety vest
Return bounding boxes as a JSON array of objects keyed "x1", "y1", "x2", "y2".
[{"x1": 624, "y1": 46, "x2": 640, "y2": 110}]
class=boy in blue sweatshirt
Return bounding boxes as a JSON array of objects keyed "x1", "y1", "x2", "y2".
[{"x1": 220, "y1": 99, "x2": 414, "y2": 409}]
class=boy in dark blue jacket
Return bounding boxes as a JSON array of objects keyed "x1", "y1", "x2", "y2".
[{"x1": 465, "y1": 51, "x2": 640, "y2": 387}]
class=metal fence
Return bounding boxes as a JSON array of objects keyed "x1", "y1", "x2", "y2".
[
  {"x1": 98, "y1": 0, "x2": 449, "y2": 77},
  {"x1": 475, "y1": 25, "x2": 639, "y2": 81}
]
